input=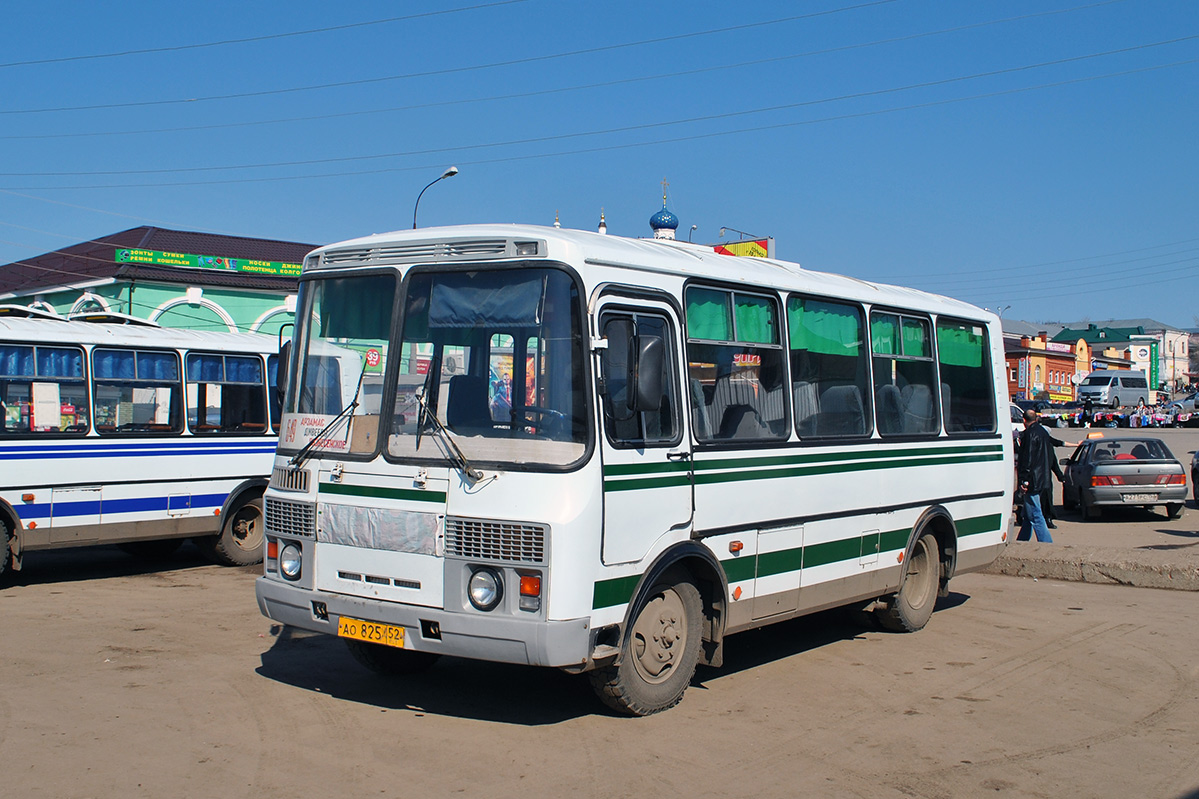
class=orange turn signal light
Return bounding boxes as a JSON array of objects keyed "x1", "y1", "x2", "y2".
[
  {"x1": 21, "y1": 493, "x2": 34, "y2": 503},
  {"x1": 729, "y1": 540, "x2": 744, "y2": 553},
  {"x1": 519, "y1": 575, "x2": 541, "y2": 597},
  {"x1": 266, "y1": 541, "x2": 278, "y2": 559}
]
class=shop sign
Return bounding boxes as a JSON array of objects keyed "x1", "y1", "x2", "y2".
[{"x1": 116, "y1": 248, "x2": 301, "y2": 277}]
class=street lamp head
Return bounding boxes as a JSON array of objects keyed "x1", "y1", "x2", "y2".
[{"x1": 413, "y1": 166, "x2": 461, "y2": 229}]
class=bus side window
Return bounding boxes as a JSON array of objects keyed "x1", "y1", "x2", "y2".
[
  {"x1": 0, "y1": 344, "x2": 90, "y2": 434},
  {"x1": 936, "y1": 320, "x2": 996, "y2": 434},
  {"x1": 870, "y1": 312, "x2": 939, "y2": 437},
  {"x1": 93, "y1": 348, "x2": 182, "y2": 434},
  {"x1": 786, "y1": 295, "x2": 871, "y2": 438},
  {"x1": 685, "y1": 286, "x2": 787, "y2": 442},
  {"x1": 186, "y1": 353, "x2": 268, "y2": 435}
]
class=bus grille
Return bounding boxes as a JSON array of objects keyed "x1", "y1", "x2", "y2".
[
  {"x1": 265, "y1": 498, "x2": 316, "y2": 538},
  {"x1": 270, "y1": 467, "x2": 310, "y2": 493},
  {"x1": 444, "y1": 517, "x2": 547, "y2": 564}
]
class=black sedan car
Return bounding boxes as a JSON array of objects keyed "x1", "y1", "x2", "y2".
[{"x1": 1060, "y1": 436, "x2": 1187, "y2": 521}]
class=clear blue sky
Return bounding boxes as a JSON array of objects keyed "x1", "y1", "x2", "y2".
[{"x1": 2, "y1": 0, "x2": 1196, "y2": 326}]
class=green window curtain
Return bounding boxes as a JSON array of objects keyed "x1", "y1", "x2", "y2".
[
  {"x1": 902, "y1": 318, "x2": 930, "y2": 357},
  {"x1": 686, "y1": 287, "x2": 732, "y2": 341},
  {"x1": 787, "y1": 297, "x2": 861, "y2": 355},
  {"x1": 871, "y1": 314, "x2": 899, "y2": 355},
  {"x1": 937, "y1": 322, "x2": 986, "y2": 367},
  {"x1": 733, "y1": 294, "x2": 777, "y2": 344}
]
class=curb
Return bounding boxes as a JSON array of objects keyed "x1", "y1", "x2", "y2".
[{"x1": 982, "y1": 542, "x2": 1199, "y2": 591}]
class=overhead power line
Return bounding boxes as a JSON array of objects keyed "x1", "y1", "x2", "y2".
[
  {"x1": 0, "y1": 0, "x2": 1138, "y2": 141},
  {"x1": 0, "y1": 1, "x2": 530, "y2": 70},
  {"x1": 0, "y1": 1, "x2": 901, "y2": 115},
  {"x1": 1, "y1": 40, "x2": 1192, "y2": 181}
]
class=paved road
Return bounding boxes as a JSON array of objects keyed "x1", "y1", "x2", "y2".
[{"x1": 1, "y1": 550, "x2": 1197, "y2": 799}]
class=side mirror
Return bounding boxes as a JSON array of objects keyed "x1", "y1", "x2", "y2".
[
  {"x1": 634, "y1": 335, "x2": 663, "y2": 413},
  {"x1": 1059, "y1": 457, "x2": 1070, "y2": 465},
  {"x1": 276, "y1": 339, "x2": 292, "y2": 407},
  {"x1": 600, "y1": 319, "x2": 664, "y2": 421}
]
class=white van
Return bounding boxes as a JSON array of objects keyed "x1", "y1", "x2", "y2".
[{"x1": 1077, "y1": 370, "x2": 1150, "y2": 408}]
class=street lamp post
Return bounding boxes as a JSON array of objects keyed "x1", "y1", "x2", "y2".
[
  {"x1": 719, "y1": 226, "x2": 759, "y2": 240},
  {"x1": 412, "y1": 166, "x2": 459, "y2": 229}
]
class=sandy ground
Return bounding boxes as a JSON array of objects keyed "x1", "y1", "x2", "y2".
[{"x1": 1, "y1": 547, "x2": 1197, "y2": 799}]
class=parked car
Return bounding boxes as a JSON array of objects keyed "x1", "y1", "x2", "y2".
[
  {"x1": 1077, "y1": 370, "x2": 1150, "y2": 408},
  {"x1": 1060, "y1": 436, "x2": 1187, "y2": 521},
  {"x1": 1015, "y1": 399, "x2": 1052, "y2": 413},
  {"x1": 1166, "y1": 392, "x2": 1199, "y2": 414},
  {"x1": 1009, "y1": 403, "x2": 1024, "y2": 438}
]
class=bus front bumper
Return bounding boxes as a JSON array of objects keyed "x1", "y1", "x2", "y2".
[{"x1": 255, "y1": 576, "x2": 592, "y2": 669}]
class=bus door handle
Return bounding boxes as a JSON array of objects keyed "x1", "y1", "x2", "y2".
[{"x1": 666, "y1": 450, "x2": 691, "y2": 462}]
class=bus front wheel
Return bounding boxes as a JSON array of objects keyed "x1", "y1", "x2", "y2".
[
  {"x1": 589, "y1": 574, "x2": 703, "y2": 716},
  {"x1": 198, "y1": 497, "x2": 264, "y2": 566},
  {"x1": 875, "y1": 531, "x2": 941, "y2": 633}
]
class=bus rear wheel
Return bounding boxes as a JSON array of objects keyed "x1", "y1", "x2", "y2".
[
  {"x1": 0, "y1": 520, "x2": 12, "y2": 581},
  {"x1": 589, "y1": 574, "x2": 702, "y2": 716},
  {"x1": 875, "y1": 531, "x2": 941, "y2": 633},
  {"x1": 197, "y1": 497, "x2": 264, "y2": 566}
]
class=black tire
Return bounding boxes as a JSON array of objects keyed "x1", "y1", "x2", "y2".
[
  {"x1": 118, "y1": 539, "x2": 184, "y2": 559},
  {"x1": 1061, "y1": 485, "x2": 1077, "y2": 510},
  {"x1": 0, "y1": 519, "x2": 12, "y2": 582},
  {"x1": 1165, "y1": 503, "x2": 1183, "y2": 520},
  {"x1": 344, "y1": 638, "x2": 440, "y2": 675},
  {"x1": 197, "y1": 496, "x2": 264, "y2": 566},
  {"x1": 875, "y1": 531, "x2": 941, "y2": 633},
  {"x1": 589, "y1": 574, "x2": 703, "y2": 716},
  {"x1": 1192, "y1": 472, "x2": 1197, "y2": 504}
]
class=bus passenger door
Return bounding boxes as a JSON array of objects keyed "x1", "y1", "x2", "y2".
[{"x1": 596, "y1": 302, "x2": 693, "y2": 565}]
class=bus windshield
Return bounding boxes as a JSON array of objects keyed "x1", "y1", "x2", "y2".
[{"x1": 388, "y1": 266, "x2": 587, "y2": 468}]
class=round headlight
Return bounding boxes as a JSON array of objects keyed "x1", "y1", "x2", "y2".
[
  {"x1": 467, "y1": 568, "x2": 503, "y2": 611},
  {"x1": 279, "y1": 543, "x2": 302, "y2": 580}
]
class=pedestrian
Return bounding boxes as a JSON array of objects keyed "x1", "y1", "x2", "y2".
[
  {"x1": 1016, "y1": 409, "x2": 1057, "y2": 542},
  {"x1": 1082, "y1": 395, "x2": 1094, "y2": 428}
]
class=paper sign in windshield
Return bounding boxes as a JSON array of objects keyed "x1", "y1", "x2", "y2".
[{"x1": 281, "y1": 413, "x2": 350, "y2": 452}]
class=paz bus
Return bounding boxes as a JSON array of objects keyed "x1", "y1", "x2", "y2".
[
  {"x1": 256, "y1": 224, "x2": 1012, "y2": 715},
  {"x1": 0, "y1": 310, "x2": 281, "y2": 577}
]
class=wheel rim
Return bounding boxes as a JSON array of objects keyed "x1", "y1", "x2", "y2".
[
  {"x1": 630, "y1": 588, "x2": 688, "y2": 685},
  {"x1": 229, "y1": 505, "x2": 263, "y2": 553},
  {"x1": 904, "y1": 537, "x2": 936, "y2": 611}
]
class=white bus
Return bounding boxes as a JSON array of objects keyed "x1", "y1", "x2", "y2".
[
  {"x1": 0, "y1": 311, "x2": 282, "y2": 577},
  {"x1": 256, "y1": 225, "x2": 1012, "y2": 715}
]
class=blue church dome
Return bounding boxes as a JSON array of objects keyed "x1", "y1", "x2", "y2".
[{"x1": 650, "y1": 205, "x2": 679, "y2": 231}]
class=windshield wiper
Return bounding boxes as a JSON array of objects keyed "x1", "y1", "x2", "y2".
[
  {"x1": 289, "y1": 360, "x2": 368, "y2": 468},
  {"x1": 413, "y1": 387, "x2": 483, "y2": 481}
]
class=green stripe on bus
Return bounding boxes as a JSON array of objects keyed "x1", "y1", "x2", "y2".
[
  {"x1": 318, "y1": 482, "x2": 446, "y2": 504},
  {"x1": 604, "y1": 460, "x2": 692, "y2": 477},
  {"x1": 956, "y1": 513, "x2": 1003, "y2": 536},
  {"x1": 603, "y1": 474, "x2": 693, "y2": 492},
  {"x1": 604, "y1": 451, "x2": 1004, "y2": 493},
  {"x1": 591, "y1": 513, "x2": 1002, "y2": 609},
  {"x1": 693, "y1": 444, "x2": 1002, "y2": 473},
  {"x1": 692, "y1": 453, "x2": 1003, "y2": 486},
  {"x1": 593, "y1": 574, "x2": 641, "y2": 609}
]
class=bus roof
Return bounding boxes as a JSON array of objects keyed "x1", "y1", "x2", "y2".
[
  {"x1": 307, "y1": 224, "x2": 993, "y2": 322},
  {"x1": 0, "y1": 316, "x2": 280, "y2": 353}
]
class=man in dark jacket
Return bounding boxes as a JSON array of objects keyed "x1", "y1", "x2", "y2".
[{"x1": 1016, "y1": 409, "x2": 1054, "y2": 542}]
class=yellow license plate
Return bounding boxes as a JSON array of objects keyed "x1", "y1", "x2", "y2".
[{"x1": 337, "y1": 616, "x2": 405, "y2": 648}]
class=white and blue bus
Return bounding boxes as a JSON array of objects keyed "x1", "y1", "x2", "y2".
[
  {"x1": 256, "y1": 225, "x2": 1013, "y2": 715},
  {"x1": 0, "y1": 311, "x2": 282, "y2": 576}
]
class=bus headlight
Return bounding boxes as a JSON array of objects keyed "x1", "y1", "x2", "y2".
[
  {"x1": 279, "y1": 543, "x2": 302, "y2": 580},
  {"x1": 467, "y1": 568, "x2": 503, "y2": 611}
]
